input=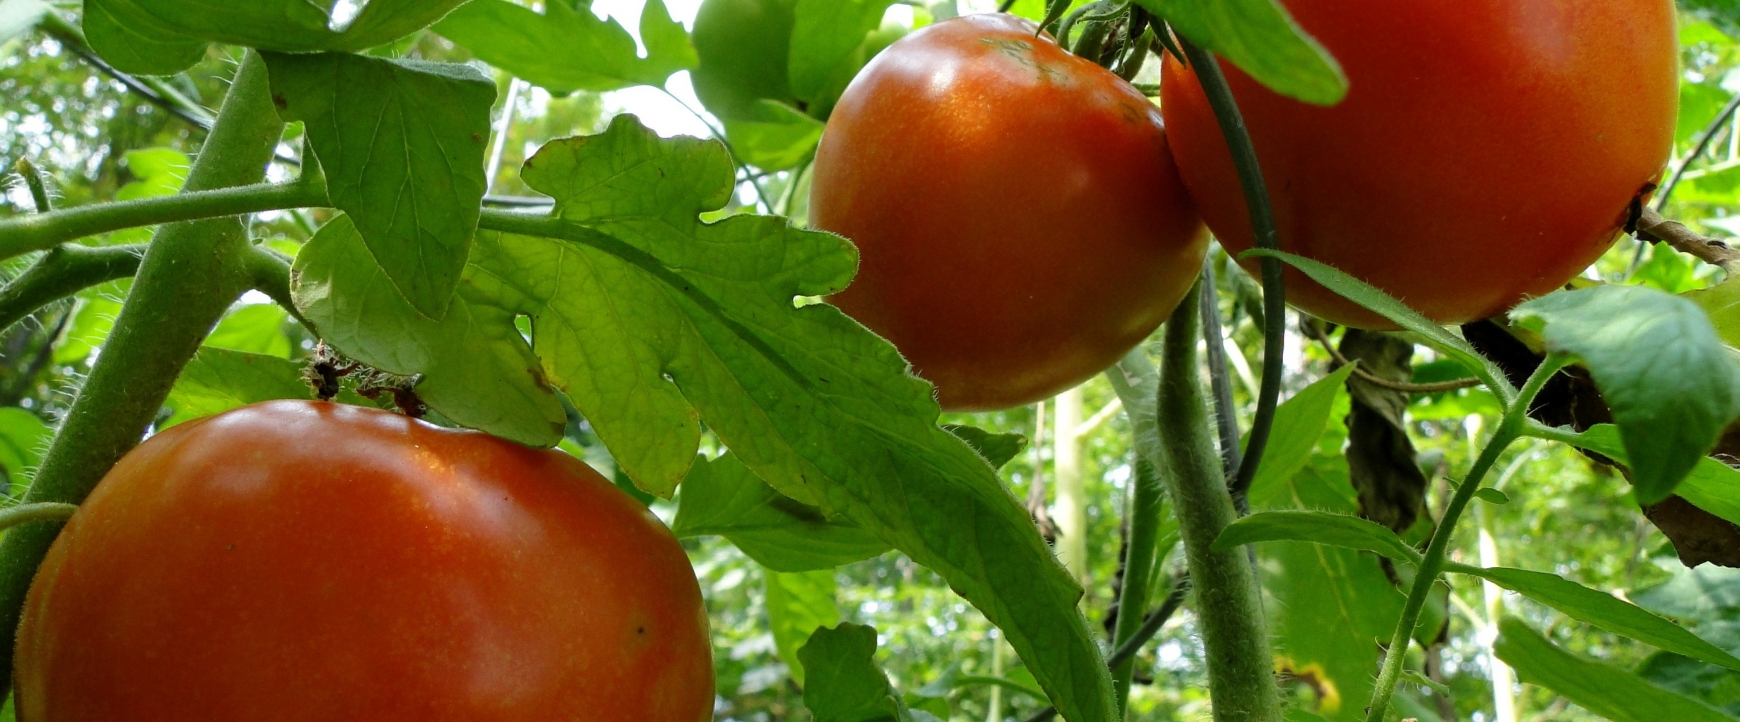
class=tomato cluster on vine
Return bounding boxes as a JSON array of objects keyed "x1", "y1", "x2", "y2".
[{"x1": 812, "y1": 1, "x2": 1677, "y2": 409}]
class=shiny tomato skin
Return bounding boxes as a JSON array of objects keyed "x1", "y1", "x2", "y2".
[
  {"x1": 1160, "y1": 0, "x2": 1678, "y2": 328},
  {"x1": 813, "y1": 14, "x2": 1208, "y2": 411},
  {"x1": 17, "y1": 400, "x2": 713, "y2": 722}
]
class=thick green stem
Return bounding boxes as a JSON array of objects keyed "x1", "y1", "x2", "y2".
[
  {"x1": 1157, "y1": 282, "x2": 1280, "y2": 722},
  {"x1": 0, "y1": 51, "x2": 285, "y2": 680},
  {"x1": 0, "y1": 244, "x2": 145, "y2": 333},
  {"x1": 1109, "y1": 455, "x2": 1164, "y2": 711},
  {"x1": 1176, "y1": 37, "x2": 1286, "y2": 505},
  {"x1": 1363, "y1": 354, "x2": 1569, "y2": 721},
  {"x1": 0, "y1": 180, "x2": 321, "y2": 261}
]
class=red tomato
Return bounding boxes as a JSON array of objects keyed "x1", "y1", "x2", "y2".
[
  {"x1": 1161, "y1": 0, "x2": 1678, "y2": 328},
  {"x1": 812, "y1": 14, "x2": 1207, "y2": 411},
  {"x1": 16, "y1": 401, "x2": 713, "y2": 722}
]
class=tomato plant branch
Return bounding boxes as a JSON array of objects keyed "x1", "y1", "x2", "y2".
[
  {"x1": 1636, "y1": 207, "x2": 1740, "y2": 274},
  {"x1": 1198, "y1": 262, "x2": 1244, "y2": 479},
  {"x1": 0, "y1": 178, "x2": 325, "y2": 262},
  {"x1": 1363, "y1": 352, "x2": 1570, "y2": 722},
  {"x1": 1176, "y1": 37, "x2": 1287, "y2": 506},
  {"x1": 0, "y1": 50, "x2": 286, "y2": 680},
  {"x1": 1155, "y1": 282, "x2": 1281, "y2": 722},
  {"x1": 14, "y1": 159, "x2": 51, "y2": 213},
  {"x1": 1108, "y1": 455, "x2": 1164, "y2": 710},
  {"x1": 1300, "y1": 321, "x2": 1481, "y2": 394},
  {"x1": 0, "y1": 504, "x2": 79, "y2": 532},
  {"x1": 0, "y1": 244, "x2": 145, "y2": 334}
]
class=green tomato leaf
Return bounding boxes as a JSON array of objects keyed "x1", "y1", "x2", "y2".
[
  {"x1": 1686, "y1": 276, "x2": 1740, "y2": 351},
  {"x1": 0, "y1": 407, "x2": 49, "y2": 493},
  {"x1": 1512, "y1": 285, "x2": 1740, "y2": 504},
  {"x1": 433, "y1": 0, "x2": 695, "y2": 95},
  {"x1": 1254, "y1": 455, "x2": 1409, "y2": 718},
  {"x1": 1133, "y1": 0, "x2": 1346, "y2": 106},
  {"x1": 799, "y1": 623, "x2": 920, "y2": 722},
  {"x1": 293, "y1": 115, "x2": 1116, "y2": 722},
  {"x1": 1242, "y1": 364, "x2": 1356, "y2": 507},
  {"x1": 1547, "y1": 424, "x2": 1740, "y2": 528},
  {"x1": 766, "y1": 568, "x2": 841, "y2": 688},
  {"x1": 116, "y1": 148, "x2": 189, "y2": 201},
  {"x1": 203, "y1": 304, "x2": 290, "y2": 358},
  {"x1": 1213, "y1": 509, "x2": 1422, "y2": 565},
  {"x1": 941, "y1": 424, "x2": 1025, "y2": 471},
  {"x1": 1455, "y1": 565, "x2": 1740, "y2": 672},
  {"x1": 265, "y1": 52, "x2": 494, "y2": 319},
  {"x1": 1494, "y1": 616, "x2": 1732, "y2": 722},
  {"x1": 787, "y1": 0, "x2": 895, "y2": 117},
  {"x1": 1472, "y1": 487, "x2": 1510, "y2": 505},
  {"x1": 82, "y1": 0, "x2": 470, "y2": 75},
  {"x1": 720, "y1": 100, "x2": 825, "y2": 171},
  {"x1": 672, "y1": 452, "x2": 890, "y2": 572},
  {"x1": 1243, "y1": 248, "x2": 1511, "y2": 396}
]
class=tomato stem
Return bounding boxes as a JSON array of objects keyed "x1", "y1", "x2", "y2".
[
  {"x1": 1154, "y1": 282, "x2": 1282, "y2": 722},
  {"x1": 0, "y1": 244, "x2": 145, "y2": 335},
  {"x1": 1107, "y1": 453, "x2": 1164, "y2": 710},
  {"x1": 1175, "y1": 36, "x2": 1287, "y2": 511},
  {"x1": 1362, "y1": 353, "x2": 1571, "y2": 722},
  {"x1": 0, "y1": 178, "x2": 325, "y2": 263},
  {"x1": 1197, "y1": 261, "x2": 1243, "y2": 479},
  {"x1": 0, "y1": 50, "x2": 286, "y2": 683}
]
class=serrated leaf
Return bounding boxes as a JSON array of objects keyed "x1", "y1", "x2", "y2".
[
  {"x1": 83, "y1": 0, "x2": 469, "y2": 75},
  {"x1": 1214, "y1": 509, "x2": 1421, "y2": 565},
  {"x1": 1512, "y1": 285, "x2": 1740, "y2": 504},
  {"x1": 1243, "y1": 364, "x2": 1355, "y2": 507},
  {"x1": 1134, "y1": 0, "x2": 1346, "y2": 106},
  {"x1": 433, "y1": 0, "x2": 695, "y2": 95},
  {"x1": 799, "y1": 623, "x2": 920, "y2": 722},
  {"x1": 265, "y1": 52, "x2": 493, "y2": 319},
  {"x1": 1244, "y1": 249, "x2": 1510, "y2": 396},
  {"x1": 788, "y1": 0, "x2": 895, "y2": 117},
  {"x1": 292, "y1": 215, "x2": 570, "y2": 446},
  {"x1": 941, "y1": 425, "x2": 1025, "y2": 470},
  {"x1": 1494, "y1": 616, "x2": 1731, "y2": 722},
  {"x1": 1453, "y1": 565, "x2": 1740, "y2": 672},
  {"x1": 672, "y1": 452, "x2": 890, "y2": 571},
  {"x1": 292, "y1": 115, "x2": 1116, "y2": 722},
  {"x1": 766, "y1": 568, "x2": 841, "y2": 688}
]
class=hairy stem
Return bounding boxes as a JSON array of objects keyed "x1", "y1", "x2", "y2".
[
  {"x1": 1176, "y1": 37, "x2": 1286, "y2": 504},
  {"x1": 0, "y1": 180, "x2": 322, "y2": 261},
  {"x1": 1198, "y1": 261, "x2": 1243, "y2": 480},
  {"x1": 1363, "y1": 354, "x2": 1569, "y2": 721},
  {"x1": 1157, "y1": 282, "x2": 1280, "y2": 722},
  {"x1": 0, "y1": 244, "x2": 145, "y2": 334},
  {"x1": 0, "y1": 51, "x2": 285, "y2": 680},
  {"x1": 14, "y1": 159, "x2": 50, "y2": 213},
  {"x1": 1109, "y1": 455, "x2": 1164, "y2": 710}
]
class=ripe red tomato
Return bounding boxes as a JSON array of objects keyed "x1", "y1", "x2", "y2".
[
  {"x1": 1160, "y1": 0, "x2": 1678, "y2": 328},
  {"x1": 812, "y1": 14, "x2": 1207, "y2": 411},
  {"x1": 16, "y1": 401, "x2": 713, "y2": 722}
]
